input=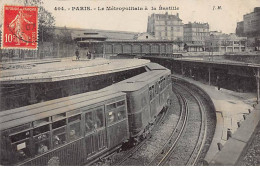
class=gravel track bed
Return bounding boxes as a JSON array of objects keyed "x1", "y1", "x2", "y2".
[
  {"x1": 164, "y1": 85, "x2": 202, "y2": 165},
  {"x1": 114, "y1": 91, "x2": 181, "y2": 166},
  {"x1": 183, "y1": 83, "x2": 216, "y2": 165}
]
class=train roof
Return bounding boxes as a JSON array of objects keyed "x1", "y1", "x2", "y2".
[
  {"x1": 145, "y1": 62, "x2": 169, "y2": 70},
  {"x1": 0, "y1": 58, "x2": 150, "y2": 84},
  {"x1": 104, "y1": 65, "x2": 170, "y2": 92},
  {"x1": 0, "y1": 90, "x2": 125, "y2": 131}
]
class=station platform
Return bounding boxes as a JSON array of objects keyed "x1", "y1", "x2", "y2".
[
  {"x1": 172, "y1": 74, "x2": 257, "y2": 164},
  {"x1": 175, "y1": 56, "x2": 260, "y2": 68},
  {"x1": 0, "y1": 58, "x2": 150, "y2": 84},
  {"x1": 210, "y1": 104, "x2": 260, "y2": 165}
]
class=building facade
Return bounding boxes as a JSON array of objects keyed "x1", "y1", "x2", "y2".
[
  {"x1": 236, "y1": 21, "x2": 244, "y2": 37},
  {"x1": 147, "y1": 12, "x2": 183, "y2": 41},
  {"x1": 243, "y1": 7, "x2": 260, "y2": 36},
  {"x1": 205, "y1": 32, "x2": 247, "y2": 53},
  {"x1": 183, "y1": 22, "x2": 210, "y2": 52},
  {"x1": 236, "y1": 7, "x2": 260, "y2": 50}
]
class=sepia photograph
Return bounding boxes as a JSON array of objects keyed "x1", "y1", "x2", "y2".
[{"x1": 0, "y1": 0, "x2": 259, "y2": 166}]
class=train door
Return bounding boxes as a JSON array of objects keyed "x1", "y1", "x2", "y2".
[{"x1": 84, "y1": 106, "x2": 107, "y2": 158}]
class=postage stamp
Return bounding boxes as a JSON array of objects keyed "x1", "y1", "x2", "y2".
[{"x1": 1, "y1": 5, "x2": 38, "y2": 49}]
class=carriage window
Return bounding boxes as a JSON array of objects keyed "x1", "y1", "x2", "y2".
[
  {"x1": 107, "y1": 111, "x2": 116, "y2": 125},
  {"x1": 106, "y1": 103, "x2": 116, "y2": 111},
  {"x1": 52, "y1": 125, "x2": 66, "y2": 148},
  {"x1": 95, "y1": 108, "x2": 104, "y2": 128},
  {"x1": 68, "y1": 114, "x2": 81, "y2": 141},
  {"x1": 69, "y1": 123, "x2": 81, "y2": 141},
  {"x1": 85, "y1": 111, "x2": 94, "y2": 133},
  {"x1": 116, "y1": 100, "x2": 125, "y2": 107},
  {"x1": 117, "y1": 107, "x2": 126, "y2": 121},
  {"x1": 10, "y1": 131, "x2": 30, "y2": 143},
  {"x1": 33, "y1": 117, "x2": 49, "y2": 127},
  {"x1": 9, "y1": 123, "x2": 31, "y2": 134},
  {"x1": 33, "y1": 125, "x2": 50, "y2": 136},
  {"x1": 52, "y1": 119, "x2": 66, "y2": 129}
]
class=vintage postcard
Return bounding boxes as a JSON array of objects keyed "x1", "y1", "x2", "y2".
[{"x1": 0, "y1": 0, "x2": 259, "y2": 166}]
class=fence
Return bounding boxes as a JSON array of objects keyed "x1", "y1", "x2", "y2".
[{"x1": 0, "y1": 42, "x2": 76, "y2": 61}]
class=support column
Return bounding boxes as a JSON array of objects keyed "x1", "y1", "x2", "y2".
[
  {"x1": 140, "y1": 44, "x2": 143, "y2": 56},
  {"x1": 159, "y1": 44, "x2": 161, "y2": 56},
  {"x1": 165, "y1": 44, "x2": 167, "y2": 56},
  {"x1": 103, "y1": 43, "x2": 106, "y2": 58},
  {"x1": 112, "y1": 44, "x2": 114, "y2": 56},
  {"x1": 149, "y1": 44, "x2": 152, "y2": 55},
  {"x1": 29, "y1": 84, "x2": 37, "y2": 104},
  {"x1": 131, "y1": 44, "x2": 133, "y2": 55},
  {"x1": 181, "y1": 62, "x2": 184, "y2": 76},
  {"x1": 208, "y1": 66, "x2": 211, "y2": 85}
]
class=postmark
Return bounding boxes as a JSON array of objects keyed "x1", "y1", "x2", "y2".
[{"x1": 1, "y1": 5, "x2": 38, "y2": 49}]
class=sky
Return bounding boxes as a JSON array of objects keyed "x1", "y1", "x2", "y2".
[{"x1": 0, "y1": 0, "x2": 259, "y2": 34}]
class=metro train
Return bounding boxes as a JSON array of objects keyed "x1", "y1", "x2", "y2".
[{"x1": 0, "y1": 62, "x2": 172, "y2": 166}]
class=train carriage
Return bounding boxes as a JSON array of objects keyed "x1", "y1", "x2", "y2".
[
  {"x1": 0, "y1": 61, "x2": 173, "y2": 166},
  {"x1": 0, "y1": 90, "x2": 129, "y2": 166},
  {"x1": 104, "y1": 63, "x2": 172, "y2": 140}
]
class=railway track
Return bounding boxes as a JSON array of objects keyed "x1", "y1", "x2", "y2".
[
  {"x1": 148, "y1": 88, "x2": 188, "y2": 165},
  {"x1": 149, "y1": 82, "x2": 207, "y2": 166},
  {"x1": 174, "y1": 78, "x2": 216, "y2": 165}
]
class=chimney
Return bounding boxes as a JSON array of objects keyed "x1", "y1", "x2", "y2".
[{"x1": 176, "y1": 13, "x2": 179, "y2": 18}]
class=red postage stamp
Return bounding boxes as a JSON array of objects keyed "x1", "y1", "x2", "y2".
[{"x1": 1, "y1": 5, "x2": 38, "y2": 49}]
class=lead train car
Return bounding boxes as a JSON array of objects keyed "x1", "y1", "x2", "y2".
[
  {"x1": 103, "y1": 63, "x2": 172, "y2": 140},
  {"x1": 0, "y1": 90, "x2": 129, "y2": 165}
]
